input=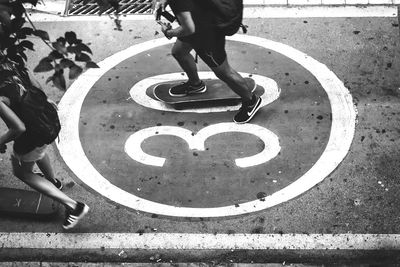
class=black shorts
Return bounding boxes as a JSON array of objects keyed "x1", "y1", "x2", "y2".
[{"x1": 179, "y1": 30, "x2": 227, "y2": 68}]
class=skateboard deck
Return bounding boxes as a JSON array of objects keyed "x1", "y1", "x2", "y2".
[
  {"x1": 0, "y1": 187, "x2": 59, "y2": 218},
  {"x1": 153, "y1": 77, "x2": 256, "y2": 108}
]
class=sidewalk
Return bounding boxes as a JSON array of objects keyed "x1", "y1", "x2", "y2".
[
  {"x1": 25, "y1": 0, "x2": 400, "y2": 17},
  {"x1": 2, "y1": 264, "x2": 305, "y2": 267}
]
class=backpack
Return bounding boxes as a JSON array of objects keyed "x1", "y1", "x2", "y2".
[
  {"x1": 205, "y1": 0, "x2": 246, "y2": 36},
  {"x1": 18, "y1": 86, "x2": 61, "y2": 145}
]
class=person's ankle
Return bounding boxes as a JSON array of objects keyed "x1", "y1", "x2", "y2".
[
  {"x1": 243, "y1": 95, "x2": 253, "y2": 104},
  {"x1": 189, "y1": 80, "x2": 202, "y2": 86}
]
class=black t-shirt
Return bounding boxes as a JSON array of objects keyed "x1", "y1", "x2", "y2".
[{"x1": 169, "y1": 0, "x2": 214, "y2": 36}]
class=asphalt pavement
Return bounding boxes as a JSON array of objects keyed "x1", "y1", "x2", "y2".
[{"x1": 0, "y1": 5, "x2": 400, "y2": 265}]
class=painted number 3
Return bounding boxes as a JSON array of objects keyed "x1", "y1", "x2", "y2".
[{"x1": 125, "y1": 71, "x2": 282, "y2": 168}]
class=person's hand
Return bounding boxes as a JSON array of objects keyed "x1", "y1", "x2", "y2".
[
  {"x1": 154, "y1": 0, "x2": 169, "y2": 21},
  {"x1": 157, "y1": 20, "x2": 172, "y2": 39},
  {"x1": 0, "y1": 143, "x2": 6, "y2": 154}
]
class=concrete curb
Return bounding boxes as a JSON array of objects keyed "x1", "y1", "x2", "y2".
[{"x1": 1, "y1": 233, "x2": 399, "y2": 264}]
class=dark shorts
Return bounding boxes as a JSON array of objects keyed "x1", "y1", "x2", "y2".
[{"x1": 179, "y1": 30, "x2": 227, "y2": 68}]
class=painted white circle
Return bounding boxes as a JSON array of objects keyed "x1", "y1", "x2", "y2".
[{"x1": 57, "y1": 35, "x2": 356, "y2": 217}]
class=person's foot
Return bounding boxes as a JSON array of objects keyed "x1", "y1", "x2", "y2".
[
  {"x1": 34, "y1": 172, "x2": 63, "y2": 190},
  {"x1": 233, "y1": 95, "x2": 262, "y2": 124},
  {"x1": 169, "y1": 80, "x2": 207, "y2": 97},
  {"x1": 62, "y1": 202, "x2": 89, "y2": 230}
]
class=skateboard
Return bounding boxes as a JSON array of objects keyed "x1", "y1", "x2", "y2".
[
  {"x1": 153, "y1": 77, "x2": 256, "y2": 109},
  {"x1": 0, "y1": 187, "x2": 59, "y2": 218}
]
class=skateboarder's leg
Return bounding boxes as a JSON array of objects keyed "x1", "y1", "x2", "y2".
[
  {"x1": 211, "y1": 59, "x2": 262, "y2": 123},
  {"x1": 171, "y1": 39, "x2": 200, "y2": 84},
  {"x1": 169, "y1": 39, "x2": 207, "y2": 96},
  {"x1": 12, "y1": 155, "x2": 89, "y2": 229},
  {"x1": 195, "y1": 31, "x2": 262, "y2": 123},
  {"x1": 36, "y1": 153, "x2": 63, "y2": 189},
  {"x1": 11, "y1": 155, "x2": 76, "y2": 210},
  {"x1": 211, "y1": 58, "x2": 253, "y2": 102}
]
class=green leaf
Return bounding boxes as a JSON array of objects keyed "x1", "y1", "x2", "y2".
[
  {"x1": 1, "y1": 36, "x2": 16, "y2": 49},
  {"x1": 33, "y1": 29, "x2": 50, "y2": 41},
  {"x1": 8, "y1": 54, "x2": 24, "y2": 67},
  {"x1": 60, "y1": 58, "x2": 74, "y2": 68},
  {"x1": 9, "y1": 2, "x2": 25, "y2": 18},
  {"x1": 20, "y1": 0, "x2": 39, "y2": 6},
  {"x1": 56, "y1": 37, "x2": 66, "y2": 46},
  {"x1": 75, "y1": 52, "x2": 91, "y2": 62},
  {"x1": 0, "y1": 9, "x2": 11, "y2": 32},
  {"x1": 0, "y1": 70, "x2": 13, "y2": 84},
  {"x1": 67, "y1": 45, "x2": 77, "y2": 54},
  {"x1": 52, "y1": 70, "x2": 66, "y2": 91},
  {"x1": 18, "y1": 27, "x2": 34, "y2": 36},
  {"x1": 52, "y1": 41, "x2": 67, "y2": 55},
  {"x1": 45, "y1": 76, "x2": 53, "y2": 84},
  {"x1": 69, "y1": 64, "x2": 83, "y2": 79},
  {"x1": 65, "y1": 31, "x2": 77, "y2": 45},
  {"x1": 6, "y1": 46, "x2": 18, "y2": 61},
  {"x1": 20, "y1": 40, "x2": 34, "y2": 51},
  {"x1": 77, "y1": 43, "x2": 92, "y2": 55},
  {"x1": 48, "y1": 50, "x2": 64, "y2": 60},
  {"x1": 16, "y1": 26, "x2": 33, "y2": 38},
  {"x1": 0, "y1": 3, "x2": 13, "y2": 13},
  {"x1": 18, "y1": 50, "x2": 27, "y2": 61},
  {"x1": 86, "y1": 61, "x2": 99, "y2": 68},
  {"x1": 10, "y1": 17, "x2": 25, "y2": 33},
  {"x1": 54, "y1": 63, "x2": 62, "y2": 72},
  {"x1": 33, "y1": 58, "x2": 54, "y2": 72}
]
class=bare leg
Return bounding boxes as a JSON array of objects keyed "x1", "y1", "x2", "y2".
[
  {"x1": 171, "y1": 39, "x2": 201, "y2": 85},
  {"x1": 11, "y1": 156, "x2": 77, "y2": 210},
  {"x1": 36, "y1": 153, "x2": 58, "y2": 184},
  {"x1": 211, "y1": 58, "x2": 253, "y2": 102}
]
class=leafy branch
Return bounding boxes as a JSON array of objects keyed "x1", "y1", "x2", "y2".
[
  {"x1": 0, "y1": 0, "x2": 121, "y2": 91},
  {"x1": 34, "y1": 31, "x2": 99, "y2": 90}
]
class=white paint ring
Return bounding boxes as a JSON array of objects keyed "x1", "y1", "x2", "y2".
[{"x1": 57, "y1": 35, "x2": 356, "y2": 217}]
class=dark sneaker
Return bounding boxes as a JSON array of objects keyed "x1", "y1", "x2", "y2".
[
  {"x1": 34, "y1": 172, "x2": 63, "y2": 190},
  {"x1": 169, "y1": 80, "x2": 207, "y2": 97},
  {"x1": 62, "y1": 202, "x2": 89, "y2": 230},
  {"x1": 233, "y1": 95, "x2": 262, "y2": 124}
]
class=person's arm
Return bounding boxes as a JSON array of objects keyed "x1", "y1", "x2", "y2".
[
  {"x1": 160, "y1": 11, "x2": 195, "y2": 38},
  {"x1": 0, "y1": 96, "x2": 26, "y2": 147},
  {"x1": 154, "y1": 0, "x2": 169, "y2": 20}
]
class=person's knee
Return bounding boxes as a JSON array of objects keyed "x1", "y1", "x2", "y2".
[
  {"x1": 213, "y1": 66, "x2": 232, "y2": 81},
  {"x1": 11, "y1": 157, "x2": 35, "y2": 181},
  {"x1": 171, "y1": 42, "x2": 192, "y2": 60},
  {"x1": 12, "y1": 167, "x2": 22, "y2": 179},
  {"x1": 13, "y1": 167, "x2": 28, "y2": 180},
  {"x1": 171, "y1": 47, "x2": 186, "y2": 60},
  {"x1": 11, "y1": 157, "x2": 22, "y2": 178}
]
